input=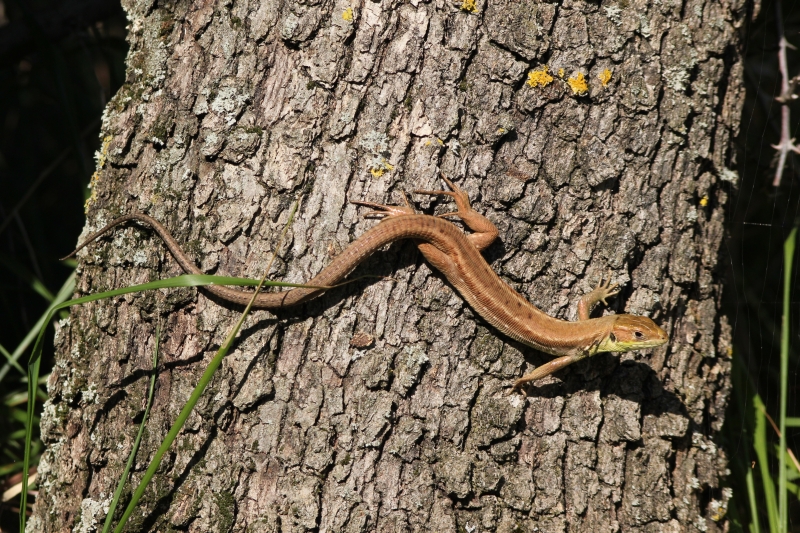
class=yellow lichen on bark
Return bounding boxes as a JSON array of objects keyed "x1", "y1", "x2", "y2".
[
  {"x1": 342, "y1": 8, "x2": 353, "y2": 21},
  {"x1": 85, "y1": 135, "x2": 113, "y2": 213},
  {"x1": 567, "y1": 72, "x2": 588, "y2": 95},
  {"x1": 460, "y1": 0, "x2": 477, "y2": 12},
  {"x1": 598, "y1": 68, "x2": 612, "y2": 86},
  {"x1": 527, "y1": 66, "x2": 554, "y2": 88},
  {"x1": 369, "y1": 159, "x2": 394, "y2": 178}
]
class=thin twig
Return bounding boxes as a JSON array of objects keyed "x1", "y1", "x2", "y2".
[{"x1": 772, "y1": 3, "x2": 800, "y2": 187}]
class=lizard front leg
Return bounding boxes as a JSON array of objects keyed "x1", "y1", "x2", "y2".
[
  {"x1": 576, "y1": 275, "x2": 619, "y2": 321},
  {"x1": 509, "y1": 277, "x2": 619, "y2": 395}
]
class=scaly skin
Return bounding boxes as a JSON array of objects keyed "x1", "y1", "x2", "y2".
[{"x1": 66, "y1": 179, "x2": 668, "y2": 393}]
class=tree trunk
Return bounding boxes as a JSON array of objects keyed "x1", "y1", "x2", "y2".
[{"x1": 31, "y1": 0, "x2": 747, "y2": 531}]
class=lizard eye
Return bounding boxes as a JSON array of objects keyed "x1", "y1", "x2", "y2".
[
  {"x1": 609, "y1": 332, "x2": 617, "y2": 343},
  {"x1": 634, "y1": 331, "x2": 645, "y2": 339}
]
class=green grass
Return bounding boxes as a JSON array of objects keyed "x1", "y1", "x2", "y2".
[
  {"x1": 725, "y1": 229, "x2": 800, "y2": 533},
  {"x1": 101, "y1": 323, "x2": 160, "y2": 533},
  {"x1": 777, "y1": 229, "x2": 794, "y2": 531}
]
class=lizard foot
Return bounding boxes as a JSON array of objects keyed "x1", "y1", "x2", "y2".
[
  {"x1": 351, "y1": 195, "x2": 416, "y2": 219},
  {"x1": 591, "y1": 275, "x2": 620, "y2": 305},
  {"x1": 577, "y1": 273, "x2": 621, "y2": 321},
  {"x1": 415, "y1": 173, "x2": 498, "y2": 252},
  {"x1": 413, "y1": 174, "x2": 474, "y2": 217}
]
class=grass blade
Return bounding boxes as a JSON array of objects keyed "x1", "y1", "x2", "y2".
[
  {"x1": 111, "y1": 312, "x2": 242, "y2": 532},
  {"x1": 778, "y1": 227, "x2": 795, "y2": 532},
  {"x1": 0, "y1": 343, "x2": 25, "y2": 376},
  {"x1": 745, "y1": 463, "x2": 761, "y2": 533},
  {"x1": 3, "y1": 272, "x2": 330, "y2": 382},
  {"x1": 101, "y1": 324, "x2": 161, "y2": 533},
  {"x1": 754, "y1": 393, "x2": 779, "y2": 532},
  {"x1": 730, "y1": 347, "x2": 761, "y2": 533}
]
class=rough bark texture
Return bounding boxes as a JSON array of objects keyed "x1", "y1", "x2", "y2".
[{"x1": 31, "y1": 0, "x2": 746, "y2": 531}]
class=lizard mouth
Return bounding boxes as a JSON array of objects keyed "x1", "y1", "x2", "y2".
[
  {"x1": 629, "y1": 337, "x2": 668, "y2": 349},
  {"x1": 597, "y1": 334, "x2": 668, "y2": 354}
]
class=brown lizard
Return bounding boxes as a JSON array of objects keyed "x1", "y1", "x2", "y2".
[{"x1": 65, "y1": 178, "x2": 668, "y2": 393}]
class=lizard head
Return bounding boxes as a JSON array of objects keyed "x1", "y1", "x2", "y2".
[{"x1": 597, "y1": 315, "x2": 668, "y2": 353}]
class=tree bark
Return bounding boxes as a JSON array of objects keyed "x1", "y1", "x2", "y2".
[{"x1": 31, "y1": 0, "x2": 747, "y2": 531}]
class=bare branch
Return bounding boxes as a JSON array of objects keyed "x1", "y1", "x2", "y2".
[{"x1": 772, "y1": 5, "x2": 799, "y2": 187}]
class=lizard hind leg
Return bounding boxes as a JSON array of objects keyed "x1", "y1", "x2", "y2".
[{"x1": 414, "y1": 175, "x2": 499, "y2": 252}]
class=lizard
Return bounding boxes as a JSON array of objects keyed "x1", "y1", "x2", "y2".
[{"x1": 64, "y1": 177, "x2": 668, "y2": 393}]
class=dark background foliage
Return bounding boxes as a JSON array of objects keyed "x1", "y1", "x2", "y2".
[
  {"x1": 722, "y1": 0, "x2": 800, "y2": 528},
  {"x1": 0, "y1": 0, "x2": 126, "y2": 529},
  {"x1": 0, "y1": 0, "x2": 798, "y2": 530}
]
